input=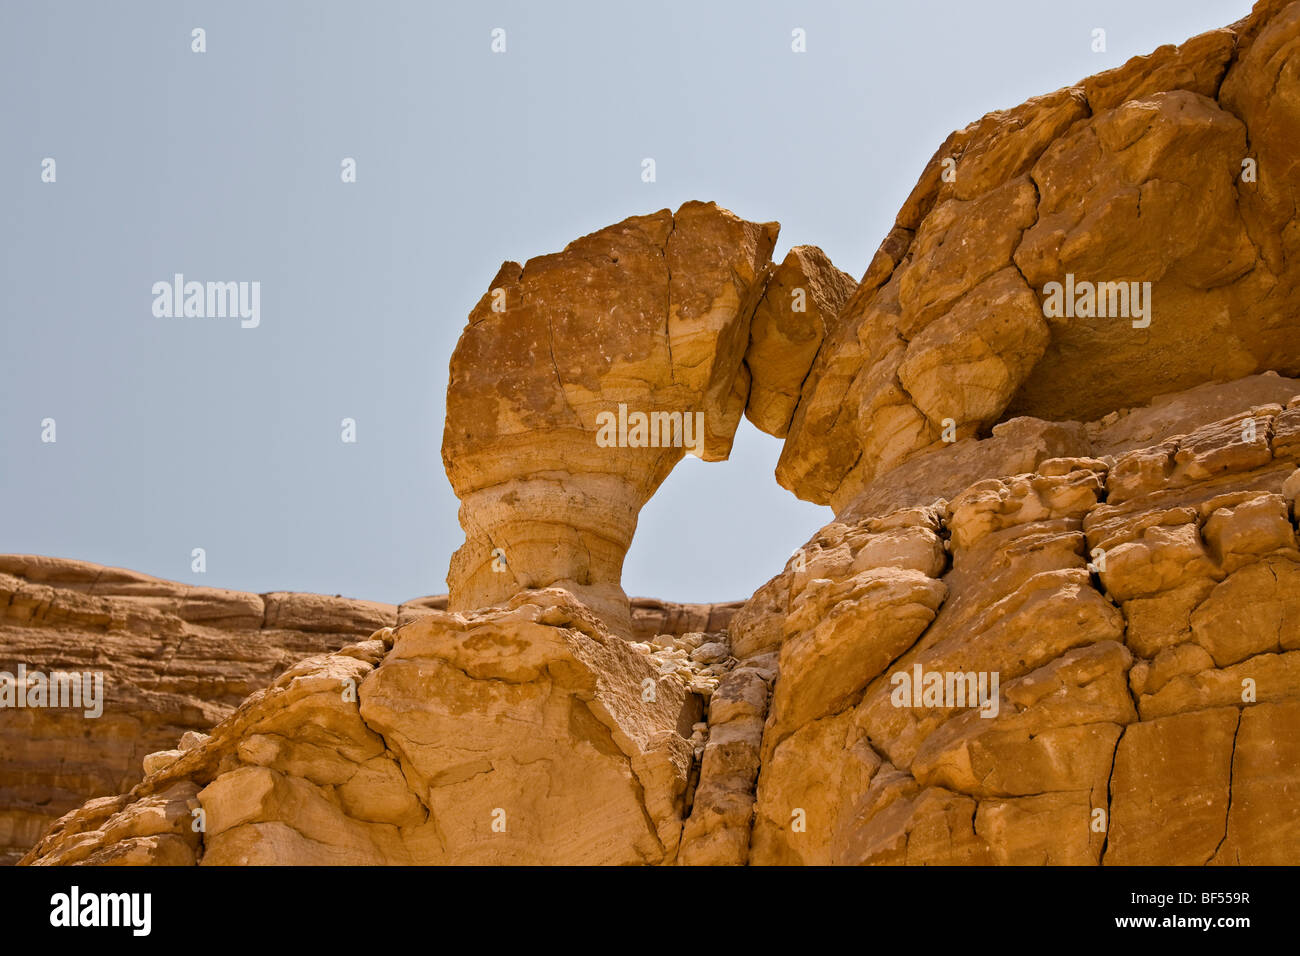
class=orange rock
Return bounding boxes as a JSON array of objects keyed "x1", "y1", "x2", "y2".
[{"x1": 442, "y1": 201, "x2": 778, "y2": 634}]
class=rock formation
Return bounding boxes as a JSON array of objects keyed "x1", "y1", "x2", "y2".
[
  {"x1": 14, "y1": 0, "x2": 1300, "y2": 865},
  {"x1": 734, "y1": 381, "x2": 1300, "y2": 864},
  {"x1": 18, "y1": 592, "x2": 728, "y2": 865},
  {"x1": 442, "y1": 204, "x2": 855, "y2": 638},
  {"x1": 442, "y1": 201, "x2": 779, "y2": 636},
  {"x1": 0, "y1": 556, "x2": 399, "y2": 865},
  {"x1": 779, "y1": 0, "x2": 1300, "y2": 512},
  {"x1": 0, "y1": 556, "x2": 730, "y2": 864}
]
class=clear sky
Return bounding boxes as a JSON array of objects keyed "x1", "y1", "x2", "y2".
[{"x1": 0, "y1": 0, "x2": 1252, "y2": 605}]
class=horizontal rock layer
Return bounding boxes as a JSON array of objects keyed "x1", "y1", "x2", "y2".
[{"x1": 16, "y1": 0, "x2": 1300, "y2": 867}]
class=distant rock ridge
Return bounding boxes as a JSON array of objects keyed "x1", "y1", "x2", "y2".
[{"x1": 0, "y1": 555, "x2": 733, "y2": 864}]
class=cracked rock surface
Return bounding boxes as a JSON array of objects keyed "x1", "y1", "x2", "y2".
[
  {"x1": 779, "y1": 0, "x2": 1300, "y2": 512},
  {"x1": 23, "y1": 592, "x2": 702, "y2": 866},
  {"x1": 738, "y1": 388, "x2": 1300, "y2": 864},
  {"x1": 0, "y1": 559, "x2": 723, "y2": 866},
  {"x1": 442, "y1": 201, "x2": 780, "y2": 636}
]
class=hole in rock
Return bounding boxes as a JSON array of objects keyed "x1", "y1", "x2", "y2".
[{"x1": 621, "y1": 418, "x2": 832, "y2": 605}]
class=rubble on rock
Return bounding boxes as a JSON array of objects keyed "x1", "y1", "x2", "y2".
[{"x1": 0, "y1": 557, "x2": 722, "y2": 865}]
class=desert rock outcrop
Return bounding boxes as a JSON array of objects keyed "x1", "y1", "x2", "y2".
[
  {"x1": 779, "y1": 0, "x2": 1300, "y2": 512},
  {"x1": 442, "y1": 201, "x2": 780, "y2": 636},
  {"x1": 21, "y1": 592, "x2": 708, "y2": 865},
  {"x1": 0, "y1": 556, "x2": 398, "y2": 865},
  {"x1": 0, "y1": 556, "x2": 727, "y2": 865},
  {"x1": 441, "y1": 202, "x2": 853, "y2": 636},
  {"x1": 738, "y1": 390, "x2": 1300, "y2": 864}
]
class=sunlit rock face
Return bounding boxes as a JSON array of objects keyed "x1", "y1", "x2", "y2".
[
  {"x1": 778, "y1": 0, "x2": 1300, "y2": 513},
  {"x1": 740, "y1": 386, "x2": 1300, "y2": 864},
  {"x1": 0, "y1": 557, "x2": 726, "y2": 866},
  {"x1": 442, "y1": 200, "x2": 790, "y2": 635}
]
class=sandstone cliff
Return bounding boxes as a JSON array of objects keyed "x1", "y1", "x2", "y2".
[
  {"x1": 730, "y1": 380, "x2": 1300, "y2": 864},
  {"x1": 14, "y1": 0, "x2": 1300, "y2": 865}
]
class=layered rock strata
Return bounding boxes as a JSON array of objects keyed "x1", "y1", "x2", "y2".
[
  {"x1": 0, "y1": 556, "x2": 397, "y2": 865},
  {"x1": 729, "y1": 388, "x2": 1300, "y2": 864},
  {"x1": 22, "y1": 592, "x2": 705, "y2": 865},
  {"x1": 0, "y1": 556, "x2": 725, "y2": 864},
  {"x1": 21, "y1": 381, "x2": 1300, "y2": 866}
]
